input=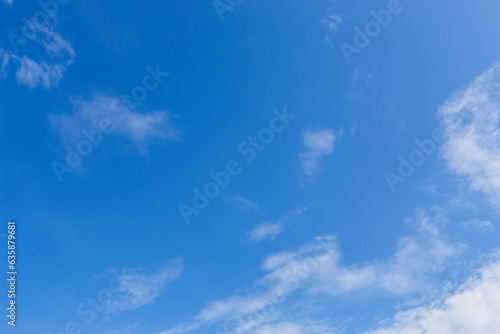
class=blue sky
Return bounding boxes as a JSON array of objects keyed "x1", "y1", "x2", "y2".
[{"x1": 1, "y1": 0, "x2": 500, "y2": 333}]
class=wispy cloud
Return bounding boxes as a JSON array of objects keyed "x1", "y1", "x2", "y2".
[
  {"x1": 438, "y1": 62, "x2": 500, "y2": 210},
  {"x1": 158, "y1": 208, "x2": 463, "y2": 334},
  {"x1": 462, "y1": 219, "x2": 494, "y2": 231},
  {"x1": 299, "y1": 128, "x2": 342, "y2": 177},
  {"x1": 349, "y1": 67, "x2": 362, "y2": 101},
  {"x1": 1, "y1": 18, "x2": 75, "y2": 88},
  {"x1": 2, "y1": 0, "x2": 12, "y2": 5},
  {"x1": 349, "y1": 67, "x2": 373, "y2": 101},
  {"x1": 247, "y1": 207, "x2": 307, "y2": 242},
  {"x1": 107, "y1": 324, "x2": 139, "y2": 334},
  {"x1": 15, "y1": 56, "x2": 68, "y2": 89},
  {"x1": 247, "y1": 320, "x2": 339, "y2": 334},
  {"x1": 0, "y1": 49, "x2": 10, "y2": 76},
  {"x1": 223, "y1": 195, "x2": 264, "y2": 215},
  {"x1": 49, "y1": 93, "x2": 182, "y2": 149},
  {"x1": 350, "y1": 123, "x2": 357, "y2": 137},
  {"x1": 367, "y1": 257, "x2": 500, "y2": 334},
  {"x1": 103, "y1": 259, "x2": 183, "y2": 314},
  {"x1": 323, "y1": 10, "x2": 343, "y2": 47},
  {"x1": 247, "y1": 222, "x2": 285, "y2": 242}
]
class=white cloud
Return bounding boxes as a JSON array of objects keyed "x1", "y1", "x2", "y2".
[
  {"x1": 0, "y1": 17, "x2": 74, "y2": 88},
  {"x1": 0, "y1": 49, "x2": 10, "y2": 76},
  {"x1": 223, "y1": 195, "x2": 263, "y2": 215},
  {"x1": 300, "y1": 128, "x2": 342, "y2": 177},
  {"x1": 15, "y1": 56, "x2": 67, "y2": 89},
  {"x1": 262, "y1": 209, "x2": 462, "y2": 297},
  {"x1": 323, "y1": 10, "x2": 343, "y2": 47},
  {"x1": 158, "y1": 209, "x2": 463, "y2": 334},
  {"x1": 367, "y1": 258, "x2": 500, "y2": 334},
  {"x1": 49, "y1": 93, "x2": 181, "y2": 148},
  {"x1": 107, "y1": 324, "x2": 139, "y2": 334},
  {"x1": 438, "y1": 62, "x2": 500, "y2": 209},
  {"x1": 247, "y1": 207, "x2": 307, "y2": 242},
  {"x1": 251, "y1": 320, "x2": 339, "y2": 334},
  {"x1": 350, "y1": 123, "x2": 357, "y2": 137},
  {"x1": 348, "y1": 67, "x2": 374, "y2": 101},
  {"x1": 462, "y1": 219, "x2": 494, "y2": 231},
  {"x1": 247, "y1": 222, "x2": 284, "y2": 242},
  {"x1": 104, "y1": 259, "x2": 183, "y2": 314},
  {"x1": 2, "y1": 0, "x2": 12, "y2": 5},
  {"x1": 349, "y1": 67, "x2": 362, "y2": 101}
]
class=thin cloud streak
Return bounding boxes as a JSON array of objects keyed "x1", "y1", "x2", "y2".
[
  {"x1": 103, "y1": 259, "x2": 183, "y2": 314},
  {"x1": 247, "y1": 207, "x2": 307, "y2": 242}
]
